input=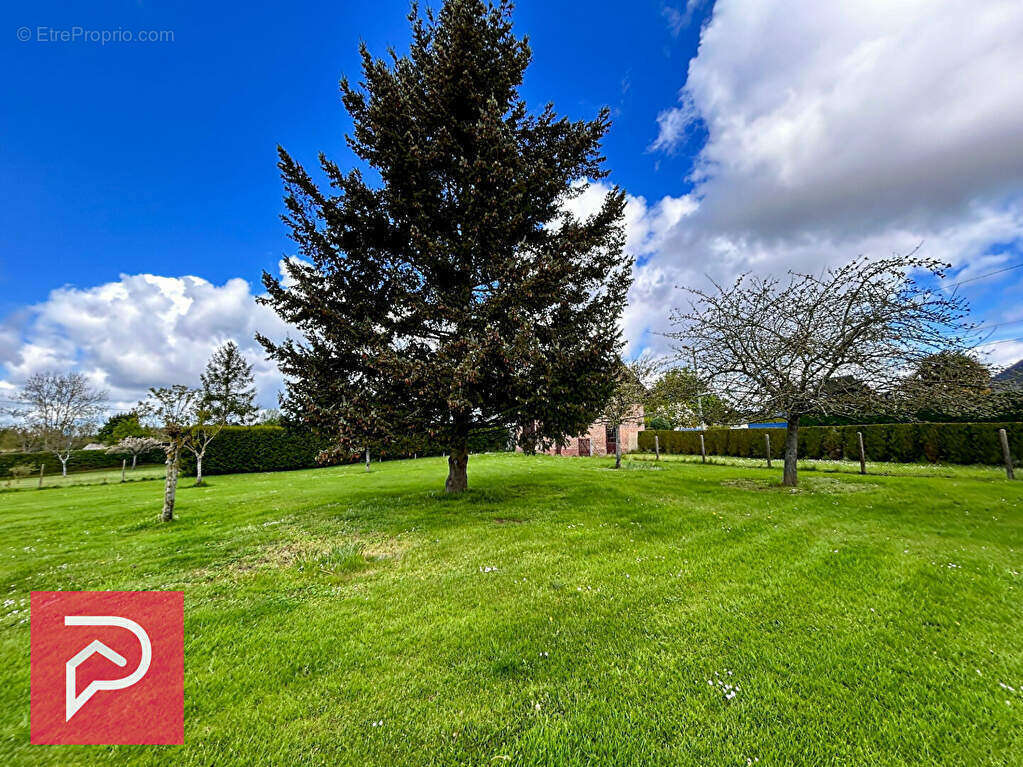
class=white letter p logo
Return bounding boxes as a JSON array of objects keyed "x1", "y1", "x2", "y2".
[{"x1": 65, "y1": 615, "x2": 152, "y2": 720}]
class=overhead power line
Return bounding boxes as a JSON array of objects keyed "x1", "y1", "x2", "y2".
[
  {"x1": 945, "y1": 262, "x2": 1023, "y2": 288},
  {"x1": 977, "y1": 335, "x2": 1023, "y2": 347}
]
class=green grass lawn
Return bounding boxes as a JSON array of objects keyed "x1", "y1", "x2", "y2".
[
  {"x1": 1, "y1": 464, "x2": 166, "y2": 492},
  {"x1": 1, "y1": 453, "x2": 1020, "y2": 765},
  {"x1": 631, "y1": 452, "x2": 1016, "y2": 480}
]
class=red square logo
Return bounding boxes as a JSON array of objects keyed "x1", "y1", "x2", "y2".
[{"x1": 30, "y1": 591, "x2": 183, "y2": 745}]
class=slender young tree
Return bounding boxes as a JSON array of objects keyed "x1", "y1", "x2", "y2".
[
  {"x1": 14, "y1": 372, "x2": 107, "y2": 476},
  {"x1": 139, "y1": 386, "x2": 200, "y2": 522},
  {"x1": 258, "y1": 0, "x2": 631, "y2": 493},
  {"x1": 107, "y1": 435, "x2": 163, "y2": 470},
  {"x1": 201, "y1": 341, "x2": 258, "y2": 424},
  {"x1": 183, "y1": 400, "x2": 224, "y2": 486},
  {"x1": 595, "y1": 356, "x2": 658, "y2": 469},
  {"x1": 670, "y1": 254, "x2": 979, "y2": 487}
]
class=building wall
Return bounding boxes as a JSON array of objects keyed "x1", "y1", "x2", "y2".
[
  {"x1": 518, "y1": 406, "x2": 644, "y2": 456},
  {"x1": 617, "y1": 412, "x2": 643, "y2": 452}
]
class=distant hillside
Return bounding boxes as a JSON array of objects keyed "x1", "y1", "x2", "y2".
[{"x1": 994, "y1": 358, "x2": 1023, "y2": 387}]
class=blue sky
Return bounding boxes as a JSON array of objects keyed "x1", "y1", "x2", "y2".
[
  {"x1": 2, "y1": 0, "x2": 1022, "y2": 408},
  {"x1": 0, "y1": 0, "x2": 707, "y2": 310}
]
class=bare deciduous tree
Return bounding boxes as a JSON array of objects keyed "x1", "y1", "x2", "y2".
[
  {"x1": 139, "y1": 386, "x2": 200, "y2": 522},
  {"x1": 0, "y1": 407, "x2": 39, "y2": 452},
  {"x1": 595, "y1": 355, "x2": 659, "y2": 469},
  {"x1": 107, "y1": 436, "x2": 163, "y2": 470},
  {"x1": 669, "y1": 254, "x2": 979, "y2": 486},
  {"x1": 13, "y1": 372, "x2": 107, "y2": 476}
]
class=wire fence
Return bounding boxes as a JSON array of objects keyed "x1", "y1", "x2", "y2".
[
  {"x1": 0, "y1": 464, "x2": 165, "y2": 492},
  {"x1": 628, "y1": 451, "x2": 1012, "y2": 480}
]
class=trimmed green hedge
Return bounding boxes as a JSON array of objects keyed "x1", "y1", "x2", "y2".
[
  {"x1": 178, "y1": 426, "x2": 334, "y2": 476},
  {"x1": 638, "y1": 423, "x2": 1023, "y2": 465},
  {"x1": 178, "y1": 425, "x2": 513, "y2": 477},
  {"x1": 0, "y1": 426, "x2": 515, "y2": 479},
  {"x1": 0, "y1": 447, "x2": 164, "y2": 478}
]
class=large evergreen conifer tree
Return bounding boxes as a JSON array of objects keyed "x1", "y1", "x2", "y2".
[
  {"x1": 201, "y1": 341, "x2": 258, "y2": 424},
  {"x1": 258, "y1": 0, "x2": 631, "y2": 492}
]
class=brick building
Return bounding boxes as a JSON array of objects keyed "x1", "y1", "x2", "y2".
[{"x1": 519, "y1": 406, "x2": 644, "y2": 457}]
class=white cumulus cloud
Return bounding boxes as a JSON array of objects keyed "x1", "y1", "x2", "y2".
[
  {"x1": 0, "y1": 272, "x2": 293, "y2": 411},
  {"x1": 634, "y1": 0, "x2": 1023, "y2": 360},
  {"x1": 6, "y1": 0, "x2": 1023, "y2": 399}
]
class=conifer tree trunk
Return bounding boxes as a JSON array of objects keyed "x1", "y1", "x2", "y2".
[
  {"x1": 446, "y1": 447, "x2": 469, "y2": 493},
  {"x1": 445, "y1": 419, "x2": 470, "y2": 493},
  {"x1": 782, "y1": 416, "x2": 800, "y2": 487}
]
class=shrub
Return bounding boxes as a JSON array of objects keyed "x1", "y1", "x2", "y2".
[
  {"x1": 4, "y1": 464, "x2": 35, "y2": 487},
  {"x1": 648, "y1": 415, "x2": 672, "y2": 431},
  {"x1": 638, "y1": 422, "x2": 1023, "y2": 465}
]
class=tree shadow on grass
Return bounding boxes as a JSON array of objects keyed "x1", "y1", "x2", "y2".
[{"x1": 720, "y1": 477, "x2": 879, "y2": 494}]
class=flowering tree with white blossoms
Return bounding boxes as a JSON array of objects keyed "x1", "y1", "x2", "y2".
[{"x1": 107, "y1": 435, "x2": 163, "y2": 470}]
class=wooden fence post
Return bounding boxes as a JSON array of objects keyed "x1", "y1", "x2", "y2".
[
  {"x1": 857, "y1": 432, "x2": 867, "y2": 475},
  {"x1": 999, "y1": 428, "x2": 1015, "y2": 480},
  {"x1": 654, "y1": 435, "x2": 660, "y2": 461},
  {"x1": 121, "y1": 459, "x2": 127, "y2": 483},
  {"x1": 699, "y1": 433, "x2": 706, "y2": 464},
  {"x1": 765, "y1": 433, "x2": 772, "y2": 468},
  {"x1": 38, "y1": 464, "x2": 44, "y2": 489}
]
